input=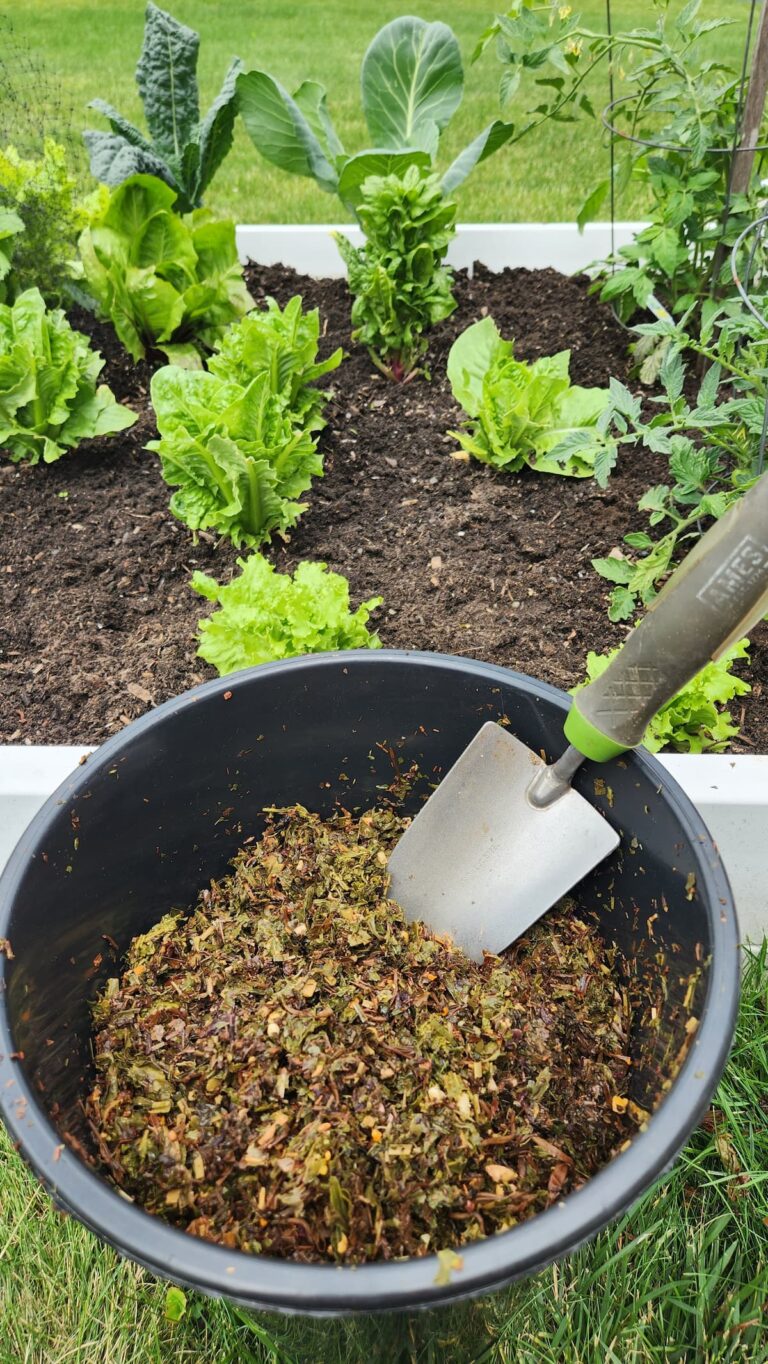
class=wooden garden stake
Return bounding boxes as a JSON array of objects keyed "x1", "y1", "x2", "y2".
[{"x1": 730, "y1": 0, "x2": 768, "y2": 195}]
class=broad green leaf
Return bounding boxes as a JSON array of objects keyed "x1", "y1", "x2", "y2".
[
  {"x1": 608, "y1": 585, "x2": 637, "y2": 622},
  {"x1": 293, "y1": 80, "x2": 345, "y2": 162},
  {"x1": 660, "y1": 348, "x2": 685, "y2": 403},
  {"x1": 197, "y1": 58, "x2": 244, "y2": 200},
  {"x1": 124, "y1": 266, "x2": 185, "y2": 343},
  {"x1": 697, "y1": 362, "x2": 721, "y2": 411},
  {"x1": 165, "y1": 1287, "x2": 187, "y2": 1323},
  {"x1": 360, "y1": 17, "x2": 463, "y2": 156},
  {"x1": 576, "y1": 179, "x2": 609, "y2": 233},
  {"x1": 136, "y1": 2, "x2": 200, "y2": 158},
  {"x1": 447, "y1": 316, "x2": 507, "y2": 416},
  {"x1": 336, "y1": 150, "x2": 430, "y2": 210},
  {"x1": 651, "y1": 225, "x2": 685, "y2": 277},
  {"x1": 608, "y1": 377, "x2": 642, "y2": 423},
  {"x1": 135, "y1": 211, "x2": 196, "y2": 275},
  {"x1": 102, "y1": 175, "x2": 178, "y2": 235},
  {"x1": 638, "y1": 484, "x2": 671, "y2": 514},
  {"x1": 82, "y1": 132, "x2": 176, "y2": 193},
  {"x1": 88, "y1": 100, "x2": 156, "y2": 156},
  {"x1": 591, "y1": 555, "x2": 634, "y2": 585},
  {"x1": 441, "y1": 120, "x2": 516, "y2": 194},
  {"x1": 236, "y1": 70, "x2": 338, "y2": 194},
  {"x1": 158, "y1": 341, "x2": 204, "y2": 368}
]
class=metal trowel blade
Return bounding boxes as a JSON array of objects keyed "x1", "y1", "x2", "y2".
[{"x1": 387, "y1": 722, "x2": 620, "y2": 962}]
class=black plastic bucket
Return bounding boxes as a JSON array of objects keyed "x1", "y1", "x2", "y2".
[{"x1": 0, "y1": 651, "x2": 739, "y2": 1314}]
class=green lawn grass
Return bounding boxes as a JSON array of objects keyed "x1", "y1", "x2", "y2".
[
  {"x1": 1, "y1": 1, "x2": 757, "y2": 225},
  {"x1": 1, "y1": 944, "x2": 766, "y2": 1364}
]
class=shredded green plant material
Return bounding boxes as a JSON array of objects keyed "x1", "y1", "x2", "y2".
[{"x1": 86, "y1": 802, "x2": 640, "y2": 1263}]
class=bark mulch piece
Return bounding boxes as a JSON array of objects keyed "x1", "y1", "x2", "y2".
[{"x1": 1, "y1": 262, "x2": 765, "y2": 750}]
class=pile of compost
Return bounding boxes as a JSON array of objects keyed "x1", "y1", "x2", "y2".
[{"x1": 86, "y1": 798, "x2": 642, "y2": 1263}]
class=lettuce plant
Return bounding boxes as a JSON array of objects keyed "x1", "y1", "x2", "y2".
[
  {"x1": 447, "y1": 316, "x2": 616, "y2": 480},
  {"x1": 75, "y1": 174, "x2": 252, "y2": 364},
  {"x1": 0, "y1": 208, "x2": 23, "y2": 302},
  {"x1": 575, "y1": 640, "x2": 751, "y2": 753},
  {"x1": 236, "y1": 16, "x2": 516, "y2": 215},
  {"x1": 335, "y1": 167, "x2": 456, "y2": 380},
  {"x1": 192, "y1": 554, "x2": 382, "y2": 676},
  {"x1": 148, "y1": 365, "x2": 323, "y2": 547},
  {"x1": 84, "y1": 3, "x2": 241, "y2": 214},
  {"x1": 209, "y1": 294, "x2": 342, "y2": 427},
  {"x1": 0, "y1": 287, "x2": 136, "y2": 464},
  {"x1": 0, "y1": 139, "x2": 99, "y2": 303}
]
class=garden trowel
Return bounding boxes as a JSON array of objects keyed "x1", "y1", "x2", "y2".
[{"x1": 388, "y1": 472, "x2": 768, "y2": 960}]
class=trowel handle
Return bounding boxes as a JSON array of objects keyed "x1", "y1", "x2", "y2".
[{"x1": 565, "y1": 472, "x2": 768, "y2": 761}]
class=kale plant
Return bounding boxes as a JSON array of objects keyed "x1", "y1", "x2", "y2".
[
  {"x1": 0, "y1": 287, "x2": 135, "y2": 464},
  {"x1": 84, "y1": 3, "x2": 241, "y2": 214},
  {"x1": 575, "y1": 640, "x2": 751, "y2": 753},
  {"x1": 192, "y1": 555, "x2": 382, "y2": 676},
  {"x1": 447, "y1": 316, "x2": 616, "y2": 478},
  {"x1": 75, "y1": 174, "x2": 253, "y2": 364},
  {"x1": 335, "y1": 167, "x2": 456, "y2": 380},
  {"x1": 236, "y1": 16, "x2": 517, "y2": 215}
]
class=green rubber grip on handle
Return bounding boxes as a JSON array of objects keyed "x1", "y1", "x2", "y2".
[{"x1": 565, "y1": 472, "x2": 768, "y2": 761}]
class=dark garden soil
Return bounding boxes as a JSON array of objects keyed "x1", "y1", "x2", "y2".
[{"x1": 1, "y1": 262, "x2": 766, "y2": 750}]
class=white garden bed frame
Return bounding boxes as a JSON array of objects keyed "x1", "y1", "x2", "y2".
[{"x1": 1, "y1": 223, "x2": 766, "y2": 942}]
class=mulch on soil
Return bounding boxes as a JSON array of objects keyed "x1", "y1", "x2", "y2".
[{"x1": 1, "y1": 262, "x2": 766, "y2": 750}]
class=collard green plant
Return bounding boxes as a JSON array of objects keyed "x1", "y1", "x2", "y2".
[
  {"x1": 236, "y1": 16, "x2": 516, "y2": 215},
  {"x1": 335, "y1": 167, "x2": 456, "y2": 379},
  {"x1": 447, "y1": 316, "x2": 616, "y2": 479},
  {"x1": 191, "y1": 554, "x2": 382, "y2": 675},
  {"x1": 0, "y1": 287, "x2": 136, "y2": 464},
  {"x1": 479, "y1": 2, "x2": 762, "y2": 326},
  {"x1": 209, "y1": 294, "x2": 342, "y2": 427},
  {"x1": 84, "y1": 3, "x2": 241, "y2": 214},
  {"x1": 0, "y1": 139, "x2": 101, "y2": 303},
  {"x1": 575, "y1": 640, "x2": 751, "y2": 753},
  {"x1": 148, "y1": 366, "x2": 323, "y2": 547},
  {"x1": 75, "y1": 174, "x2": 252, "y2": 364}
]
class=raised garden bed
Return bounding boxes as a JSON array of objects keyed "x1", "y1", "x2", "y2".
[{"x1": 1, "y1": 226, "x2": 767, "y2": 939}]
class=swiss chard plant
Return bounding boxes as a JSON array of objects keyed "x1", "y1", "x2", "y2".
[
  {"x1": 192, "y1": 554, "x2": 382, "y2": 676},
  {"x1": 447, "y1": 316, "x2": 616, "y2": 479},
  {"x1": 0, "y1": 139, "x2": 103, "y2": 303},
  {"x1": 148, "y1": 365, "x2": 323, "y2": 548},
  {"x1": 74, "y1": 174, "x2": 253, "y2": 364},
  {"x1": 0, "y1": 287, "x2": 136, "y2": 464},
  {"x1": 480, "y1": 2, "x2": 763, "y2": 327},
  {"x1": 208, "y1": 294, "x2": 342, "y2": 427},
  {"x1": 236, "y1": 16, "x2": 517, "y2": 215},
  {"x1": 84, "y1": 2, "x2": 241, "y2": 214},
  {"x1": 575, "y1": 639, "x2": 751, "y2": 753},
  {"x1": 335, "y1": 167, "x2": 456, "y2": 379}
]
